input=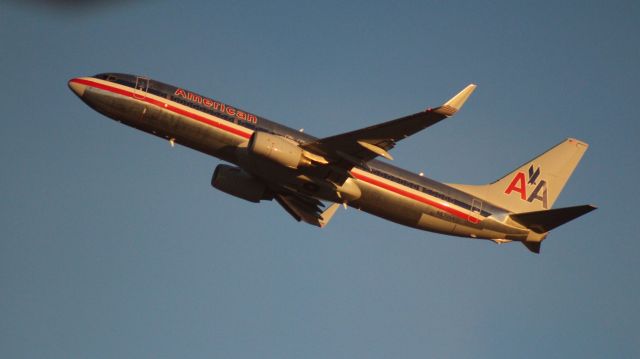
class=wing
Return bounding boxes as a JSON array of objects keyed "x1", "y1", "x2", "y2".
[
  {"x1": 301, "y1": 84, "x2": 476, "y2": 168},
  {"x1": 275, "y1": 193, "x2": 340, "y2": 228}
]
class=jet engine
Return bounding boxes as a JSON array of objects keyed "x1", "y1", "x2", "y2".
[
  {"x1": 248, "y1": 131, "x2": 309, "y2": 169},
  {"x1": 211, "y1": 164, "x2": 271, "y2": 203}
]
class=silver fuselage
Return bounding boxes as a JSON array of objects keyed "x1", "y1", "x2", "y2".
[{"x1": 69, "y1": 74, "x2": 537, "y2": 243}]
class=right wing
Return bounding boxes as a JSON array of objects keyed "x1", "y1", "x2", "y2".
[{"x1": 301, "y1": 84, "x2": 476, "y2": 169}]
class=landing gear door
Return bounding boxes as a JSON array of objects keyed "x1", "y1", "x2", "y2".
[{"x1": 133, "y1": 76, "x2": 149, "y2": 99}]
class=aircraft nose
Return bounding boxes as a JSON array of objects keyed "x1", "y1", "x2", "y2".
[{"x1": 68, "y1": 78, "x2": 86, "y2": 97}]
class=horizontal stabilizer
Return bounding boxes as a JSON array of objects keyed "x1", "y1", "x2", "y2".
[{"x1": 510, "y1": 204, "x2": 597, "y2": 234}]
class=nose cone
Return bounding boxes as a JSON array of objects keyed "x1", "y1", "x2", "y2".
[{"x1": 68, "y1": 78, "x2": 87, "y2": 98}]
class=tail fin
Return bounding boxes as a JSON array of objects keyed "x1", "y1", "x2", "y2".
[{"x1": 449, "y1": 138, "x2": 589, "y2": 213}]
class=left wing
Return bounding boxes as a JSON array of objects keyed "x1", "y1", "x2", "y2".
[
  {"x1": 301, "y1": 84, "x2": 476, "y2": 168},
  {"x1": 275, "y1": 193, "x2": 340, "y2": 228}
]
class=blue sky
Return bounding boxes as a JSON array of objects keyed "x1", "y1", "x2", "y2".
[{"x1": 1, "y1": 0, "x2": 638, "y2": 357}]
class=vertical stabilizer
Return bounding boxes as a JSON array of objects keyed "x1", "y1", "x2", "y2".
[{"x1": 449, "y1": 138, "x2": 589, "y2": 213}]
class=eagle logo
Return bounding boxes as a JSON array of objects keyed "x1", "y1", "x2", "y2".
[{"x1": 504, "y1": 165, "x2": 548, "y2": 209}]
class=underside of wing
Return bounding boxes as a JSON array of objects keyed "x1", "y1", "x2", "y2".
[{"x1": 301, "y1": 84, "x2": 476, "y2": 168}]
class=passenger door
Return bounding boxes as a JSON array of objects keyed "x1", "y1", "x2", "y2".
[
  {"x1": 133, "y1": 76, "x2": 149, "y2": 99},
  {"x1": 469, "y1": 198, "x2": 482, "y2": 224}
]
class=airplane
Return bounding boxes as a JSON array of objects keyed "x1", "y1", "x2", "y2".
[{"x1": 68, "y1": 73, "x2": 596, "y2": 253}]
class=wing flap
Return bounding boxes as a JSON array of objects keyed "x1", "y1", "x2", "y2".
[{"x1": 275, "y1": 194, "x2": 340, "y2": 228}]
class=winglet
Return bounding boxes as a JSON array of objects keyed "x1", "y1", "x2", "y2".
[{"x1": 434, "y1": 84, "x2": 477, "y2": 116}]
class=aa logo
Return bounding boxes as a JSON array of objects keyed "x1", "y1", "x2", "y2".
[{"x1": 504, "y1": 165, "x2": 548, "y2": 209}]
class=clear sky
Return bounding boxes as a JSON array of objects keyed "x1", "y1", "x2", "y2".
[{"x1": 1, "y1": 0, "x2": 638, "y2": 358}]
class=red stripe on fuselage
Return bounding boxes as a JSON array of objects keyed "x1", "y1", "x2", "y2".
[
  {"x1": 351, "y1": 170, "x2": 479, "y2": 223},
  {"x1": 73, "y1": 77, "x2": 480, "y2": 223},
  {"x1": 70, "y1": 78, "x2": 252, "y2": 139}
]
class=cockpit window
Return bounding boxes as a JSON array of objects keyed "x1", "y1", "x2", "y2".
[
  {"x1": 93, "y1": 73, "x2": 122, "y2": 83},
  {"x1": 93, "y1": 73, "x2": 137, "y2": 88},
  {"x1": 114, "y1": 78, "x2": 135, "y2": 88}
]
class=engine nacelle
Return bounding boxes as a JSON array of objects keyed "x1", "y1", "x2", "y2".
[
  {"x1": 211, "y1": 164, "x2": 270, "y2": 203},
  {"x1": 248, "y1": 131, "x2": 307, "y2": 169}
]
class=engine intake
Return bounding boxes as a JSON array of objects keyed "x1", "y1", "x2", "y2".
[
  {"x1": 248, "y1": 131, "x2": 307, "y2": 169},
  {"x1": 211, "y1": 164, "x2": 270, "y2": 203}
]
